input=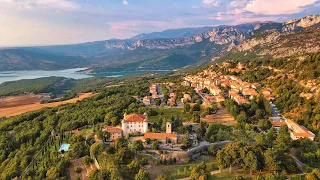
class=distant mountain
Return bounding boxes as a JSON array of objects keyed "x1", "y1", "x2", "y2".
[
  {"x1": 0, "y1": 48, "x2": 88, "y2": 71},
  {"x1": 129, "y1": 27, "x2": 214, "y2": 40},
  {"x1": 0, "y1": 15, "x2": 319, "y2": 72}
]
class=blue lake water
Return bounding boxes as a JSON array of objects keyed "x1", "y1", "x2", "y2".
[{"x1": 0, "y1": 68, "x2": 171, "y2": 84}]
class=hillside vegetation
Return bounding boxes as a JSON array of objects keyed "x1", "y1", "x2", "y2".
[{"x1": 0, "y1": 77, "x2": 74, "y2": 97}]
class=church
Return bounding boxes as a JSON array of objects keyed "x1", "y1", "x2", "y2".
[{"x1": 121, "y1": 112, "x2": 149, "y2": 136}]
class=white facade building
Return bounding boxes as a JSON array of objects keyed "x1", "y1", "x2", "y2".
[{"x1": 122, "y1": 113, "x2": 148, "y2": 136}]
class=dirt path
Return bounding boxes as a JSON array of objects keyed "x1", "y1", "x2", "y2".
[{"x1": 0, "y1": 93, "x2": 94, "y2": 117}]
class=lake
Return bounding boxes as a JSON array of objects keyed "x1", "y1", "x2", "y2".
[{"x1": 0, "y1": 68, "x2": 171, "y2": 84}]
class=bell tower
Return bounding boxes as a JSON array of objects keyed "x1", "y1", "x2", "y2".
[{"x1": 166, "y1": 121, "x2": 172, "y2": 134}]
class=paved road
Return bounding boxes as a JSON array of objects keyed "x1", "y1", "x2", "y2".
[{"x1": 291, "y1": 155, "x2": 304, "y2": 170}]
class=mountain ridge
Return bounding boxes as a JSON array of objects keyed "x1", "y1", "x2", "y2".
[{"x1": 0, "y1": 15, "x2": 319, "y2": 72}]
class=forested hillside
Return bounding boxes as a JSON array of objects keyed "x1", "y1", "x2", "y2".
[
  {"x1": 0, "y1": 77, "x2": 74, "y2": 97},
  {"x1": 0, "y1": 79, "x2": 151, "y2": 179}
]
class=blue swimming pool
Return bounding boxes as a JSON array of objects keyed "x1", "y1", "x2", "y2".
[{"x1": 59, "y1": 144, "x2": 70, "y2": 152}]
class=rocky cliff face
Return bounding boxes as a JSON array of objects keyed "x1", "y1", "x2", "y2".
[
  {"x1": 233, "y1": 27, "x2": 320, "y2": 58},
  {"x1": 282, "y1": 15, "x2": 320, "y2": 32},
  {"x1": 104, "y1": 15, "x2": 320, "y2": 52},
  {"x1": 104, "y1": 27, "x2": 248, "y2": 50}
]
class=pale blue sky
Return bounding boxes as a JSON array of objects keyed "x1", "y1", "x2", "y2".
[{"x1": 0, "y1": 0, "x2": 319, "y2": 46}]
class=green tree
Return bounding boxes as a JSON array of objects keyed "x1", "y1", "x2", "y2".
[
  {"x1": 191, "y1": 103, "x2": 201, "y2": 112},
  {"x1": 127, "y1": 159, "x2": 140, "y2": 174},
  {"x1": 257, "y1": 119, "x2": 272, "y2": 131},
  {"x1": 184, "y1": 104, "x2": 191, "y2": 112},
  {"x1": 274, "y1": 125, "x2": 291, "y2": 152},
  {"x1": 135, "y1": 169, "x2": 149, "y2": 180},
  {"x1": 255, "y1": 133, "x2": 267, "y2": 148},
  {"x1": 236, "y1": 111, "x2": 248, "y2": 124},
  {"x1": 133, "y1": 140, "x2": 144, "y2": 152},
  {"x1": 72, "y1": 142, "x2": 89, "y2": 158},
  {"x1": 305, "y1": 168, "x2": 320, "y2": 180},
  {"x1": 46, "y1": 167, "x2": 59, "y2": 180},
  {"x1": 192, "y1": 112, "x2": 200, "y2": 123},
  {"x1": 265, "y1": 127, "x2": 277, "y2": 148},
  {"x1": 151, "y1": 141, "x2": 160, "y2": 150},
  {"x1": 189, "y1": 161, "x2": 210, "y2": 180},
  {"x1": 156, "y1": 175, "x2": 168, "y2": 180},
  {"x1": 208, "y1": 144, "x2": 218, "y2": 155}
]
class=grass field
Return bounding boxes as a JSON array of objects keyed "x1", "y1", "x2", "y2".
[
  {"x1": 147, "y1": 155, "x2": 254, "y2": 180},
  {"x1": 148, "y1": 108, "x2": 192, "y2": 123},
  {"x1": 148, "y1": 155, "x2": 218, "y2": 180},
  {"x1": 0, "y1": 93, "x2": 94, "y2": 117}
]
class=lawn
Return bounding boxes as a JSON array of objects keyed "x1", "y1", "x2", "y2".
[
  {"x1": 148, "y1": 108, "x2": 192, "y2": 123},
  {"x1": 148, "y1": 155, "x2": 218, "y2": 180}
]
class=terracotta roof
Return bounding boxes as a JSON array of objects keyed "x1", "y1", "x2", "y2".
[
  {"x1": 125, "y1": 114, "x2": 148, "y2": 122},
  {"x1": 143, "y1": 96, "x2": 152, "y2": 100},
  {"x1": 292, "y1": 132, "x2": 314, "y2": 137},
  {"x1": 144, "y1": 132, "x2": 177, "y2": 141},
  {"x1": 271, "y1": 121, "x2": 286, "y2": 126},
  {"x1": 286, "y1": 119, "x2": 315, "y2": 138},
  {"x1": 103, "y1": 126, "x2": 122, "y2": 133},
  {"x1": 205, "y1": 95, "x2": 216, "y2": 100}
]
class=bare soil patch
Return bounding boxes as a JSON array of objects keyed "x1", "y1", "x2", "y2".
[
  {"x1": 0, "y1": 93, "x2": 93, "y2": 117},
  {"x1": 68, "y1": 158, "x2": 96, "y2": 180},
  {"x1": 0, "y1": 94, "x2": 43, "y2": 108},
  {"x1": 201, "y1": 107, "x2": 236, "y2": 125}
]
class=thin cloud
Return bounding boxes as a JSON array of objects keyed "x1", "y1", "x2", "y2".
[
  {"x1": 122, "y1": 0, "x2": 128, "y2": 6},
  {"x1": 244, "y1": 0, "x2": 318, "y2": 15},
  {"x1": 202, "y1": 0, "x2": 220, "y2": 6},
  {"x1": 1, "y1": 0, "x2": 79, "y2": 10}
]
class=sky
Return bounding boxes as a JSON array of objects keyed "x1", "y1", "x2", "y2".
[{"x1": 0, "y1": 0, "x2": 319, "y2": 47}]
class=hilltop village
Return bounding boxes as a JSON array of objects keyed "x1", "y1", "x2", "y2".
[{"x1": 1, "y1": 60, "x2": 319, "y2": 180}]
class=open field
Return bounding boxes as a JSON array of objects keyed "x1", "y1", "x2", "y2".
[
  {"x1": 201, "y1": 107, "x2": 236, "y2": 125},
  {"x1": 148, "y1": 155, "x2": 217, "y2": 180},
  {"x1": 0, "y1": 93, "x2": 94, "y2": 117},
  {"x1": 0, "y1": 94, "x2": 46, "y2": 108},
  {"x1": 209, "y1": 168, "x2": 252, "y2": 180},
  {"x1": 148, "y1": 108, "x2": 192, "y2": 123}
]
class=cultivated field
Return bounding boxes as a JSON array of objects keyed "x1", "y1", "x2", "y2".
[
  {"x1": 201, "y1": 107, "x2": 236, "y2": 125},
  {"x1": 0, "y1": 93, "x2": 93, "y2": 117},
  {"x1": 0, "y1": 94, "x2": 46, "y2": 108}
]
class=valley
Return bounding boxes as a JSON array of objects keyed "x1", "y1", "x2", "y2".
[
  {"x1": 1, "y1": 15, "x2": 319, "y2": 73},
  {"x1": 0, "y1": 14, "x2": 319, "y2": 180}
]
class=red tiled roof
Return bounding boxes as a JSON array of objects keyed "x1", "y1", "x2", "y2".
[
  {"x1": 103, "y1": 126, "x2": 122, "y2": 133},
  {"x1": 125, "y1": 114, "x2": 148, "y2": 122},
  {"x1": 286, "y1": 119, "x2": 315, "y2": 138},
  {"x1": 292, "y1": 132, "x2": 314, "y2": 137},
  {"x1": 144, "y1": 132, "x2": 177, "y2": 141},
  {"x1": 271, "y1": 121, "x2": 286, "y2": 126}
]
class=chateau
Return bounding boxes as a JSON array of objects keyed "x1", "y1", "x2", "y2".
[{"x1": 121, "y1": 112, "x2": 149, "y2": 136}]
